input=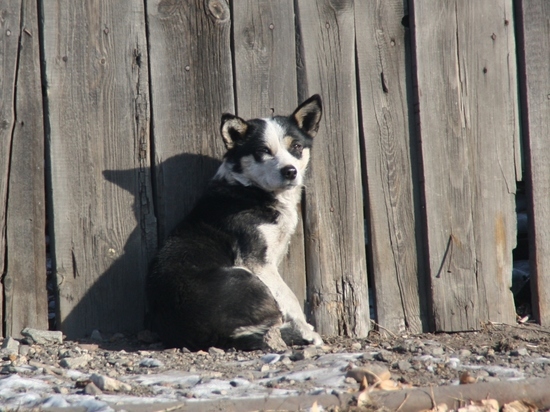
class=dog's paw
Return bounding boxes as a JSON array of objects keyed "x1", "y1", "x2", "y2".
[
  {"x1": 280, "y1": 320, "x2": 323, "y2": 346},
  {"x1": 303, "y1": 329, "x2": 323, "y2": 346}
]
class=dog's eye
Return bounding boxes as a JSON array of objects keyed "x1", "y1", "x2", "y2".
[
  {"x1": 256, "y1": 147, "x2": 271, "y2": 156},
  {"x1": 292, "y1": 143, "x2": 303, "y2": 151}
]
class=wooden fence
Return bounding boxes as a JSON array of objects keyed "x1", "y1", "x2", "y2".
[{"x1": 0, "y1": 0, "x2": 548, "y2": 340}]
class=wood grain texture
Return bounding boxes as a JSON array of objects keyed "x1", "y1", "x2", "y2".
[
  {"x1": 0, "y1": 0, "x2": 23, "y2": 337},
  {"x1": 43, "y1": 1, "x2": 155, "y2": 338},
  {"x1": 412, "y1": 0, "x2": 518, "y2": 331},
  {"x1": 4, "y1": 0, "x2": 48, "y2": 337},
  {"x1": 355, "y1": 0, "x2": 426, "y2": 334},
  {"x1": 517, "y1": 0, "x2": 550, "y2": 326},
  {"x1": 296, "y1": 0, "x2": 370, "y2": 337},
  {"x1": 147, "y1": 0, "x2": 234, "y2": 244},
  {"x1": 232, "y1": 0, "x2": 307, "y2": 313}
]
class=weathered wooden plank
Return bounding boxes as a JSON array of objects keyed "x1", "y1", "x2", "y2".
[
  {"x1": 43, "y1": 1, "x2": 155, "y2": 338},
  {"x1": 147, "y1": 0, "x2": 234, "y2": 244},
  {"x1": 0, "y1": 0, "x2": 23, "y2": 337},
  {"x1": 232, "y1": 0, "x2": 307, "y2": 312},
  {"x1": 355, "y1": 0, "x2": 426, "y2": 334},
  {"x1": 4, "y1": 0, "x2": 48, "y2": 337},
  {"x1": 517, "y1": 0, "x2": 550, "y2": 326},
  {"x1": 296, "y1": 0, "x2": 370, "y2": 337},
  {"x1": 412, "y1": 0, "x2": 518, "y2": 331}
]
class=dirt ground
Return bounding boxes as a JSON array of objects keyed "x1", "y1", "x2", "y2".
[{"x1": 2, "y1": 322, "x2": 550, "y2": 410}]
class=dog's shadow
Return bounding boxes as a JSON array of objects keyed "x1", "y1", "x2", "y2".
[{"x1": 59, "y1": 153, "x2": 221, "y2": 340}]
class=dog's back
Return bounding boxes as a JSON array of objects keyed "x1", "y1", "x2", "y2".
[{"x1": 148, "y1": 183, "x2": 284, "y2": 350}]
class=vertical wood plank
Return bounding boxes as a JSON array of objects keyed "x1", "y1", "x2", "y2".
[
  {"x1": 355, "y1": 0, "x2": 426, "y2": 334},
  {"x1": 412, "y1": 0, "x2": 518, "y2": 331},
  {"x1": 43, "y1": 1, "x2": 155, "y2": 338},
  {"x1": 147, "y1": 0, "x2": 234, "y2": 244},
  {"x1": 517, "y1": 0, "x2": 550, "y2": 326},
  {"x1": 232, "y1": 0, "x2": 307, "y2": 312},
  {"x1": 296, "y1": 0, "x2": 370, "y2": 337},
  {"x1": 4, "y1": 0, "x2": 48, "y2": 337},
  {"x1": 0, "y1": 0, "x2": 22, "y2": 337}
]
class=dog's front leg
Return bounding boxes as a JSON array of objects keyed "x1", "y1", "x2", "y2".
[{"x1": 256, "y1": 265, "x2": 323, "y2": 346}]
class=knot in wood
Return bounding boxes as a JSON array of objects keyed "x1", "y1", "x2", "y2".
[{"x1": 206, "y1": 0, "x2": 230, "y2": 23}]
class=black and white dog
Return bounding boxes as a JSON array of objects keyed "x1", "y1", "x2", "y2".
[{"x1": 147, "y1": 95, "x2": 323, "y2": 351}]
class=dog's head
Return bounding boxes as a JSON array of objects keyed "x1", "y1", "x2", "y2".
[{"x1": 216, "y1": 95, "x2": 322, "y2": 193}]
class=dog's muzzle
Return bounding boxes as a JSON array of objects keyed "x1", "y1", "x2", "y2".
[{"x1": 280, "y1": 166, "x2": 297, "y2": 181}]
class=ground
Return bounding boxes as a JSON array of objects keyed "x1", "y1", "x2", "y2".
[{"x1": 1, "y1": 322, "x2": 549, "y2": 410}]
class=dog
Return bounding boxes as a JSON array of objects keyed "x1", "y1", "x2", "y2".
[{"x1": 147, "y1": 95, "x2": 323, "y2": 351}]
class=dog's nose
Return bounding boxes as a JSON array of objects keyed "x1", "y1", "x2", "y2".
[{"x1": 281, "y1": 165, "x2": 297, "y2": 180}]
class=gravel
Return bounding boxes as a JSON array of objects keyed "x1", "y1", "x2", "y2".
[{"x1": 0, "y1": 322, "x2": 548, "y2": 410}]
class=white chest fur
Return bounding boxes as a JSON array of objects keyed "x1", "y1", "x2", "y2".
[{"x1": 259, "y1": 186, "x2": 302, "y2": 265}]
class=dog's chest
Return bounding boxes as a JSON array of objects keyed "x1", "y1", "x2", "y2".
[{"x1": 258, "y1": 191, "x2": 300, "y2": 265}]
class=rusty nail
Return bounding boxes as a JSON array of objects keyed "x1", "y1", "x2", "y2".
[
  {"x1": 104, "y1": 28, "x2": 109, "y2": 35},
  {"x1": 325, "y1": 22, "x2": 330, "y2": 29},
  {"x1": 62, "y1": 56, "x2": 68, "y2": 62},
  {"x1": 504, "y1": 19, "x2": 509, "y2": 26},
  {"x1": 269, "y1": 23, "x2": 274, "y2": 30},
  {"x1": 483, "y1": 67, "x2": 488, "y2": 74},
  {"x1": 491, "y1": 33, "x2": 496, "y2": 41}
]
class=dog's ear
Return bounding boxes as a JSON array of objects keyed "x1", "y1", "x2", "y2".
[
  {"x1": 220, "y1": 114, "x2": 248, "y2": 149},
  {"x1": 292, "y1": 94, "x2": 322, "y2": 137}
]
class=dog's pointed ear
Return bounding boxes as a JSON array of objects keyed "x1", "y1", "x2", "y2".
[
  {"x1": 220, "y1": 114, "x2": 248, "y2": 149},
  {"x1": 292, "y1": 94, "x2": 322, "y2": 137}
]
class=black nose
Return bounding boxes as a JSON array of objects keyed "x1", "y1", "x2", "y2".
[{"x1": 281, "y1": 165, "x2": 297, "y2": 180}]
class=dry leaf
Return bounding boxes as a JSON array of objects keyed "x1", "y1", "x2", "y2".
[
  {"x1": 502, "y1": 400, "x2": 538, "y2": 412},
  {"x1": 357, "y1": 388, "x2": 371, "y2": 408},
  {"x1": 310, "y1": 400, "x2": 319, "y2": 412},
  {"x1": 359, "y1": 375, "x2": 369, "y2": 391},
  {"x1": 458, "y1": 399, "x2": 499, "y2": 412},
  {"x1": 346, "y1": 364, "x2": 391, "y2": 385},
  {"x1": 376, "y1": 378, "x2": 401, "y2": 391},
  {"x1": 459, "y1": 371, "x2": 477, "y2": 384}
]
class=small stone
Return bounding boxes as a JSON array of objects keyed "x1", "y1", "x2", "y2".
[
  {"x1": 79, "y1": 344, "x2": 99, "y2": 352},
  {"x1": 262, "y1": 326, "x2": 288, "y2": 352},
  {"x1": 261, "y1": 354, "x2": 281, "y2": 364},
  {"x1": 459, "y1": 349, "x2": 472, "y2": 357},
  {"x1": 397, "y1": 360, "x2": 411, "y2": 371},
  {"x1": 18, "y1": 345, "x2": 31, "y2": 357},
  {"x1": 293, "y1": 346, "x2": 318, "y2": 361},
  {"x1": 59, "y1": 354, "x2": 92, "y2": 369},
  {"x1": 361, "y1": 352, "x2": 375, "y2": 361},
  {"x1": 260, "y1": 364, "x2": 270, "y2": 372},
  {"x1": 84, "y1": 382, "x2": 103, "y2": 395},
  {"x1": 139, "y1": 358, "x2": 163, "y2": 368},
  {"x1": 351, "y1": 342, "x2": 362, "y2": 351},
  {"x1": 53, "y1": 386, "x2": 69, "y2": 394},
  {"x1": 1, "y1": 337, "x2": 20, "y2": 355},
  {"x1": 90, "y1": 329, "x2": 103, "y2": 341},
  {"x1": 90, "y1": 373, "x2": 131, "y2": 392},
  {"x1": 230, "y1": 378, "x2": 250, "y2": 387},
  {"x1": 429, "y1": 346, "x2": 444, "y2": 356},
  {"x1": 344, "y1": 376, "x2": 356, "y2": 384},
  {"x1": 511, "y1": 347, "x2": 529, "y2": 357},
  {"x1": 21, "y1": 328, "x2": 63, "y2": 345},
  {"x1": 374, "y1": 350, "x2": 393, "y2": 362},
  {"x1": 280, "y1": 356, "x2": 292, "y2": 365},
  {"x1": 208, "y1": 347, "x2": 225, "y2": 356}
]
